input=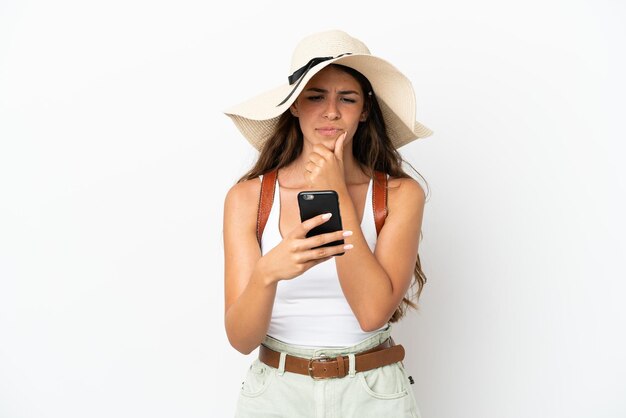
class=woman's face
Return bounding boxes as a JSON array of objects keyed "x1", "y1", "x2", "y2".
[{"x1": 290, "y1": 65, "x2": 367, "y2": 152}]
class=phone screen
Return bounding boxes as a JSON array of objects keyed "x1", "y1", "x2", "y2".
[{"x1": 297, "y1": 190, "x2": 345, "y2": 254}]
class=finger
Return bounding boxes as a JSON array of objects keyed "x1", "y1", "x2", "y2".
[
  {"x1": 302, "y1": 241, "x2": 352, "y2": 261},
  {"x1": 302, "y1": 229, "x2": 351, "y2": 250},
  {"x1": 304, "y1": 161, "x2": 318, "y2": 174},
  {"x1": 294, "y1": 213, "x2": 333, "y2": 237},
  {"x1": 308, "y1": 152, "x2": 324, "y2": 166},
  {"x1": 334, "y1": 132, "x2": 347, "y2": 161},
  {"x1": 312, "y1": 144, "x2": 334, "y2": 159}
]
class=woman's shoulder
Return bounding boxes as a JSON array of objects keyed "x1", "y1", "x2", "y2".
[
  {"x1": 387, "y1": 176, "x2": 426, "y2": 211},
  {"x1": 224, "y1": 177, "x2": 262, "y2": 215}
]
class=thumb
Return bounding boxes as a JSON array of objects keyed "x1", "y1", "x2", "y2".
[{"x1": 335, "y1": 132, "x2": 347, "y2": 161}]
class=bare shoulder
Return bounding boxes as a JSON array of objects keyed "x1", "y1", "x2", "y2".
[
  {"x1": 224, "y1": 177, "x2": 261, "y2": 206},
  {"x1": 223, "y1": 178, "x2": 261, "y2": 228},
  {"x1": 387, "y1": 176, "x2": 426, "y2": 212}
]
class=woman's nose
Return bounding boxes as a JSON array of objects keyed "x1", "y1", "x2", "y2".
[{"x1": 323, "y1": 101, "x2": 340, "y2": 120}]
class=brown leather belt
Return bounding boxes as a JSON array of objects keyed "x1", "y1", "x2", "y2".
[{"x1": 258, "y1": 338, "x2": 405, "y2": 379}]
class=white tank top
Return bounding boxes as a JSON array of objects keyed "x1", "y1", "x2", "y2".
[{"x1": 261, "y1": 176, "x2": 386, "y2": 347}]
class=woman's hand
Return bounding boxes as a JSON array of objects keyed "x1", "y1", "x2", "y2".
[
  {"x1": 259, "y1": 212, "x2": 352, "y2": 283},
  {"x1": 304, "y1": 132, "x2": 348, "y2": 191}
]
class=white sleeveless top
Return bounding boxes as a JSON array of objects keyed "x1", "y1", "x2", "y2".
[{"x1": 261, "y1": 176, "x2": 386, "y2": 347}]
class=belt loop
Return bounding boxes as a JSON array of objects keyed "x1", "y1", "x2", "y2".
[
  {"x1": 348, "y1": 353, "x2": 356, "y2": 378},
  {"x1": 278, "y1": 352, "x2": 287, "y2": 376}
]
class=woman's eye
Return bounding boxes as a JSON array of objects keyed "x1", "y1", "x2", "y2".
[{"x1": 305, "y1": 96, "x2": 357, "y2": 103}]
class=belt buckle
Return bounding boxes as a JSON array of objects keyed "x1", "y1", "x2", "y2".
[{"x1": 307, "y1": 354, "x2": 332, "y2": 380}]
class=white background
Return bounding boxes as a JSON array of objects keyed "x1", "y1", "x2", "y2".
[{"x1": 1, "y1": 1, "x2": 624, "y2": 417}]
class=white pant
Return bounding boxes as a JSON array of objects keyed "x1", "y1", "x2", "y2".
[{"x1": 235, "y1": 326, "x2": 422, "y2": 418}]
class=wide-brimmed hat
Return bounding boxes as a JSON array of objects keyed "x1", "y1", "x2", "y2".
[{"x1": 224, "y1": 30, "x2": 433, "y2": 151}]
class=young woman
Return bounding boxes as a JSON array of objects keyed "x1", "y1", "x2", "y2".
[{"x1": 223, "y1": 30, "x2": 433, "y2": 417}]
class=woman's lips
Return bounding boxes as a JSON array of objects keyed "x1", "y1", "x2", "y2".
[{"x1": 316, "y1": 128, "x2": 343, "y2": 137}]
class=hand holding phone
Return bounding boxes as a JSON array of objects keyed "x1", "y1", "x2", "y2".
[{"x1": 297, "y1": 190, "x2": 345, "y2": 256}]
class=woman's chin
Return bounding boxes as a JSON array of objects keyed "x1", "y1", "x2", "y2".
[{"x1": 304, "y1": 135, "x2": 337, "y2": 151}]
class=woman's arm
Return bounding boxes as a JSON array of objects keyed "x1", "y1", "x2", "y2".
[
  {"x1": 223, "y1": 179, "x2": 276, "y2": 354},
  {"x1": 223, "y1": 179, "x2": 351, "y2": 354},
  {"x1": 334, "y1": 177, "x2": 425, "y2": 331}
]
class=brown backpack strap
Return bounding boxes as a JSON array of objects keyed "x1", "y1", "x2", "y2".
[
  {"x1": 372, "y1": 170, "x2": 388, "y2": 236},
  {"x1": 256, "y1": 169, "x2": 278, "y2": 247}
]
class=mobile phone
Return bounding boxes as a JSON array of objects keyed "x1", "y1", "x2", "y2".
[{"x1": 297, "y1": 190, "x2": 345, "y2": 255}]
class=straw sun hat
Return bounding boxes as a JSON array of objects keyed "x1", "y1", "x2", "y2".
[{"x1": 224, "y1": 30, "x2": 433, "y2": 151}]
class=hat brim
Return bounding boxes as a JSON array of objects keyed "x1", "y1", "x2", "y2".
[{"x1": 224, "y1": 54, "x2": 432, "y2": 151}]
